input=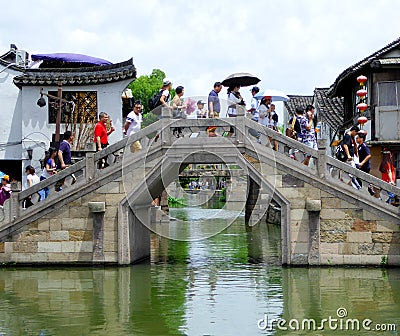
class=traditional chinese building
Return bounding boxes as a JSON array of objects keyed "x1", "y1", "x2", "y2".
[
  {"x1": 285, "y1": 37, "x2": 400, "y2": 184},
  {"x1": 328, "y1": 37, "x2": 400, "y2": 181},
  {"x1": 0, "y1": 44, "x2": 136, "y2": 182}
]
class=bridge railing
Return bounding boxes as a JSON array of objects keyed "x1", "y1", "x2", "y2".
[
  {"x1": 3, "y1": 108, "x2": 399, "y2": 225},
  {"x1": 243, "y1": 117, "x2": 400, "y2": 211},
  {"x1": 2, "y1": 119, "x2": 164, "y2": 224}
]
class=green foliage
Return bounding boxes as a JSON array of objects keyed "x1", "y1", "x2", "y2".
[
  {"x1": 168, "y1": 196, "x2": 187, "y2": 206},
  {"x1": 142, "y1": 112, "x2": 159, "y2": 128},
  {"x1": 219, "y1": 187, "x2": 226, "y2": 202},
  {"x1": 128, "y1": 69, "x2": 176, "y2": 115}
]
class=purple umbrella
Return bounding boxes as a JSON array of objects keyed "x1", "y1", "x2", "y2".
[{"x1": 31, "y1": 53, "x2": 112, "y2": 66}]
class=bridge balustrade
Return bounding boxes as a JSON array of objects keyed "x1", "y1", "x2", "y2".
[{"x1": 1, "y1": 109, "x2": 399, "y2": 227}]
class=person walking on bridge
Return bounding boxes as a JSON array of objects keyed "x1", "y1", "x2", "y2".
[
  {"x1": 379, "y1": 150, "x2": 397, "y2": 205},
  {"x1": 299, "y1": 105, "x2": 318, "y2": 166},
  {"x1": 56, "y1": 131, "x2": 76, "y2": 190},
  {"x1": 355, "y1": 133, "x2": 371, "y2": 189},
  {"x1": 208, "y1": 82, "x2": 222, "y2": 118},
  {"x1": 341, "y1": 125, "x2": 360, "y2": 189},
  {"x1": 94, "y1": 112, "x2": 115, "y2": 168},
  {"x1": 124, "y1": 100, "x2": 143, "y2": 153},
  {"x1": 287, "y1": 106, "x2": 303, "y2": 160}
]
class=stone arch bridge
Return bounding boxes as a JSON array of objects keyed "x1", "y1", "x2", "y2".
[{"x1": 0, "y1": 110, "x2": 399, "y2": 266}]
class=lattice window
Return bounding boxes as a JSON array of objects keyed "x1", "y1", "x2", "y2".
[
  {"x1": 48, "y1": 91, "x2": 97, "y2": 124},
  {"x1": 48, "y1": 91, "x2": 97, "y2": 150}
]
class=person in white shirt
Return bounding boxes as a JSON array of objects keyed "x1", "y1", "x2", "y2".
[
  {"x1": 24, "y1": 165, "x2": 40, "y2": 207},
  {"x1": 195, "y1": 100, "x2": 208, "y2": 118},
  {"x1": 258, "y1": 97, "x2": 272, "y2": 127},
  {"x1": 124, "y1": 100, "x2": 143, "y2": 153},
  {"x1": 248, "y1": 86, "x2": 260, "y2": 121},
  {"x1": 227, "y1": 86, "x2": 245, "y2": 117}
]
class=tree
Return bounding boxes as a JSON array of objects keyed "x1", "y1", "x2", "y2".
[{"x1": 128, "y1": 69, "x2": 175, "y2": 115}]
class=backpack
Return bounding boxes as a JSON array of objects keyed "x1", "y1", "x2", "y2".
[
  {"x1": 335, "y1": 141, "x2": 347, "y2": 162},
  {"x1": 148, "y1": 90, "x2": 169, "y2": 114}
]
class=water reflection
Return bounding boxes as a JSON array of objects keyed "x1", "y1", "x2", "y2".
[{"x1": 0, "y1": 208, "x2": 398, "y2": 335}]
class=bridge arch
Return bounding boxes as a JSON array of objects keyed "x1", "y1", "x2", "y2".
[
  {"x1": 0, "y1": 111, "x2": 398, "y2": 266},
  {"x1": 118, "y1": 140, "x2": 292, "y2": 264}
]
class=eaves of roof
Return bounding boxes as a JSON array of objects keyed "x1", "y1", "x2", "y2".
[
  {"x1": 314, "y1": 88, "x2": 344, "y2": 130},
  {"x1": 284, "y1": 95, "x2": 314, "y2": 116},
  {"x1": 13, "y1": 58, "x2": 136, "y2": 88},
  {"x1": 328, "y1": 37, "x2": 400, "y2": 98}
]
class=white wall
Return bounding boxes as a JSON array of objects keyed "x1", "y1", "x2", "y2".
[
  {"x1": 0, "y1": 65, "x2": 23, "y2": 160},
  {"x1": 21, "y1": 79, "x2": 132, "y2": 168}
]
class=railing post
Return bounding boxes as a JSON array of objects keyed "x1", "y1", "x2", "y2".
[
  {"x1": 86, "y1": 153, "x2": 96, "y2": 182},
  {"x1": 236, "y1": 105, "x2": 246, "y2": 145},
  {"x1": 161, "y1": 107, "x2": 172, "y2": 146},
  {"x1": 10, "y1": 181, "x2": 21, "y2": 221},
  {"x1": 317, "y1": 138, "x2": 327, "y2": 179}
]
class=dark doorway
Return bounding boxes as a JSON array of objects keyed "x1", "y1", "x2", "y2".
[{"x1": 0, "y1": 160, "x2": 22, "y2": 182}]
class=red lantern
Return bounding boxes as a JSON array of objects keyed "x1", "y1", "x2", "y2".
[
  {"x1": 357, "y1": 75, "x2": 368, "y2": 84},
  {"x1": 356, "y1": 89, "x2": 367, "y2": 97},
  {"x1": 358, "y1": 116, "x2": 368, "y2": 125},
  {"x1": 357, "y1": 103, "x2": 368, "y2": 112}
]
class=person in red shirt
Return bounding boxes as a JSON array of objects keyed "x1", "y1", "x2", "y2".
[
  {"x1": 379, "y1": 150, "x2": 397, "y2": 204},
  {"x1": 94, "y1": 112, "x2": 115, "y2": 168}
]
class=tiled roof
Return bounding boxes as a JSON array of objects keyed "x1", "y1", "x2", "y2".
[
  {"x1": 314, "y1": 88, "x2": 344, "y2": 130},
  {"x1": 13, "y1": 58, "x2": 136, "y2": 88},
  {"x1": 374, "y1": 57, "x2": 400, "y2": 66},
  {"x1": 328, "y1": 37, "x2": 400, "y2": 97},
  {"x1": 284, "y1": 95, "x2": 314, "y2": 116}
]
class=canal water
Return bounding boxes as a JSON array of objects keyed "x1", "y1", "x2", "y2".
[{"x1": 0, "y1": 204, "x2": 399, "y2": 335}]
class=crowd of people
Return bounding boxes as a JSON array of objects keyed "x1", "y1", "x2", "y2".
[
  {"x1": 285, "y1": 104, "x2": 397, "y2": 205},
  {"x1": 2, "y1": 77, "x2": 395, "y2": 209}
]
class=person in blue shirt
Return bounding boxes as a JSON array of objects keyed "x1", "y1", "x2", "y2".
[
  {"x1": 57, "y1": 131, "x2": 76, "y2": 190},
  {"x1": 208, "y1": 82, "x2": 222, "y2": 118}
]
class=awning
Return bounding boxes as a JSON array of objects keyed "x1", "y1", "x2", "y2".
[{"x1": 31, "y1": 53, "x2": 112, "y2": 66}]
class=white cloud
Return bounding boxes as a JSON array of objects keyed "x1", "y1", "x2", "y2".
[{"x1": 1, "y1": 0, "x2": 400, "y2": 105}]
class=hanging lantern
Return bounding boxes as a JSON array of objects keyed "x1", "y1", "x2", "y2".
[
  {"x1": 356, "y1": 89, "x2": 368, "y2": 97},
  {"x1": 357, "y1": 102, "x2": 368, "y2": 112},
  {"x1": 358, "y1": 116, "x2": 368, "y2": 125},
  {"x1": 357, "y1": 75, "x2": 368, "y2": 85}
]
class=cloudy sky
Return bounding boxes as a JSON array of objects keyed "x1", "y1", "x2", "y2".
[{"x1": 1, "y1": 0, "x2": 400, "y2": 106}]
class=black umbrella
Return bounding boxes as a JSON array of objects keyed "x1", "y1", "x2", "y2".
[{"x1": 221, "y1": 72, "x2": 260, "y2": 87}]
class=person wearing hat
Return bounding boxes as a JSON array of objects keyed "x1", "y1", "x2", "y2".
[
  {"x1": 248, "y1": 86, "x2": 260, "y2": 121},
  {"x1": 195, "y1": 100, "x2": 208, "y2": 118},
  {"x1": 124, "y1": 100, "x2": 143, "y2": 153},
  {"x1": 159, "y1": 78, "x2": 172, "y2": 109},
  {"x1": 207, "y1": 126, "x2": 217, "y2": 137},
  {"x1": 0, "y1": 175, "x2": 11, "y2": 206},
  {"x1": 153, "y1": 78, "x2": 173, "y2": 143}
]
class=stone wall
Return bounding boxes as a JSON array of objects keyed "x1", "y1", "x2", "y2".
[
  {"x1": 0, "y1": 178, "x2": 126, "y2": 264},
  {"x1": 251, "y1": 160, "x2": 400, "y2": 266},
  {"x1": 0, "y1": 147, "x2": 398, "y2": 266}
]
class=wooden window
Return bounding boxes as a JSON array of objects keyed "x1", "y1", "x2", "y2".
[
  {"x1": 378, "y1": 81, "x2": 399, "y2": 107},
  {"x1": 377, "y1": 82, "x2": 400, "y2": 141},
  {"x1": 48, "y1": 91, "x2": 97, "y2": 124}
]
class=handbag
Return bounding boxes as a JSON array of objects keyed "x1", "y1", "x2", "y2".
[{"x1": 285, "y1": 116, "x2": 297, "y2": 140}]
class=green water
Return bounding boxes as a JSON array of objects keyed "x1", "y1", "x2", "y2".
[{"x1": 0, "y1": 207, "x2": 399, "y2": 335}]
